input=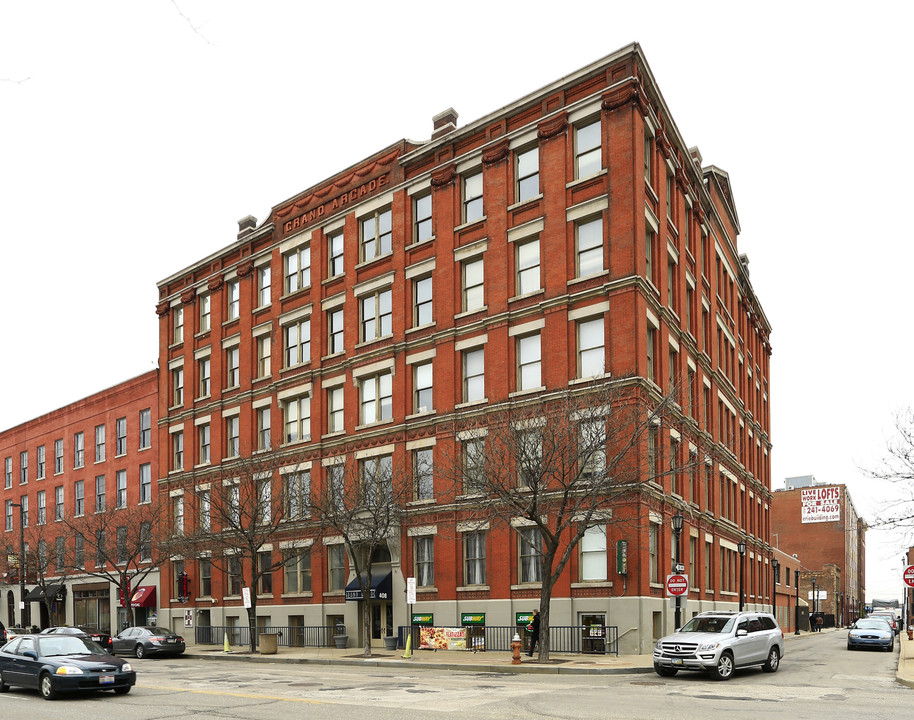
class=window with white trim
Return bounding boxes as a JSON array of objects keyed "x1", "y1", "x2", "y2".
[
  {"x1": 517, "y1": 333, "x2": 541, "y2": 391},
  {"x1": 284, "y1": 244, "x2": 311, "y2": 293},
  {"x1": 462, "y1": 172, "x2": 483, "y2": 223},
  {"x1": 360, "y1": 288, "x2": 392, "y2": 342},
  {"x1": 575, "y1": 217, "x2": 603, "y2": 277},
  {"x1": 360, "y1": 371, "x2": 393, "y2": 425},
  {"x1": 360, "y1": 208, "x2": 392, "y2": 262},
  {"x1": 574, "y1": 118, "x2": 601, "y2": 179}
]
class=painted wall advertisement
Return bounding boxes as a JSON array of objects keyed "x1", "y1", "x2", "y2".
[{"x1": 801, "y1": 486, "x2": 841, "y2": 523}]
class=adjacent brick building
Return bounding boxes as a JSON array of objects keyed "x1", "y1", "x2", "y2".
[{"x1": 154, "y1": 43, "x2": 773, "y2": 655}]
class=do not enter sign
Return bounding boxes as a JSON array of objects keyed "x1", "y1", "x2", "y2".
[
  {"x1": 904, "y1": 565, "x2": 914, "y2": 588},
  {"x1": 666, "y1": 573, "x2": 689, "y2": 597}
]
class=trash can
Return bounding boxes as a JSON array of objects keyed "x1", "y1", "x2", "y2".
[{"x1": 259, "y1": 633, "x2": 278, "y2": 655}]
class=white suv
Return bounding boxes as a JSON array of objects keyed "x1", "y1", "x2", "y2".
[{"x1": 653, "y1": 611, "x2": 785, "y2": 680}]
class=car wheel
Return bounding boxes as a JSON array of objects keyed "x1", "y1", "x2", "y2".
[
  {"x1": 710, "y1": 651, "x2": 734, "y2": 681},
  {"x1": 135, "y1": 644, "x2": 145, "y2": 659},
  {"x1": 39, "y1": 673, "x2": 58, "y2": 700},
  {"x1": 888, "y1": 642, "x2": 895, "y2": 652},
  {"x1": 847, "y1": 643, "x2": 854, "y2": 650},
  {"x1": 654, "y1": 664, "x2": 678, "y2": 677},
  {"x1": 762, "y1": 646, "x2": 780, "y2": 673},
  {"x1": 0, "y1": 669, "x2": 9, "y2": 692},
  {"x1": 113, "y1": 686, "x2": 131, "y2": 695}
]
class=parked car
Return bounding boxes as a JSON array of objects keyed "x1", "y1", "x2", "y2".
[
  {"x1": 0, "y1": 633, "x2": 134, "y2": 700},
  {"x1": 847, "y1": 618, "x2": 895, "y2": 651},
  {"x1": 111, "y1": 626, "x2": 185, "y2": 658},
  {"x1": 5, "y1": 628, "x2": 29, "y2": 642},
  {"x1": 653, "y1": 611, "x2": 784, "y2": 681},
  {"x1": 40, "y1": 626, "x2": 113, "y2": 653},
  {"x1": 869, "y1": 612, "x2": 899, "y2": 635}
]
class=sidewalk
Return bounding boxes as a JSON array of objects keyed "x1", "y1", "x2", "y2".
[{"x1": 180, "y1": 626, "x2": 914, "y2": 678}]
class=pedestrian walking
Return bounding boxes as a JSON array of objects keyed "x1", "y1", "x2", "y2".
[{"x1": 527, "y1": 609, "x2": 540, "y2": 657}]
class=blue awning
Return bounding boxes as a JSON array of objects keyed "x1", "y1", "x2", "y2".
[{"x1": 345, "y1": 572, "x2": 392, "y2": 601}]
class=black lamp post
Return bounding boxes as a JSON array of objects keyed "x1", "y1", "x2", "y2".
[
  {"x1": 737, "y1": 541, "x2": 747, "y2": 612},
  {"x1": 672, "y1": 513, "x2": 683, "y2": 629},
  {"x1": 10, "y1": 502, "x2": 27, "y2": 628},
  {"x1": 772, "y1": 558, "x2": 780, "y2": 617},
  {"x1": 811, "y1": 576, "x2": 817, "y2": 629},
  {"x1": 794, "y1": 569, "x2": 800, "y2": 635}
]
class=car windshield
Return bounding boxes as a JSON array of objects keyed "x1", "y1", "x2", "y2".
[
  {"x1": 679, "y1": 616, "x2": 735, "y2": 634},
  {"x1": 856, "y1": 619, "x2": 890, "y2": 629},
  {"x1": 38, "y1": 635, "x2": 105, "y2": 656}
]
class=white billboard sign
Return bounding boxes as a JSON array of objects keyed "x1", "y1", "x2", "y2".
[{"x1": 801, "y1": 486, "x2": 841, "y2": 523}]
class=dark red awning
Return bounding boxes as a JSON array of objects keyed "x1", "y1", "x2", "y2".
[{"x1": 130, "y1": 585, "x2": 156, "y2": 608}]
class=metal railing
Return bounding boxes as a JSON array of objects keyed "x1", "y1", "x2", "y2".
[
  {"x1": 196, "y1": 625, "x2": 336, "y2": 648},
  {"x1": 398, "y1": 625, "x2": 618, "y2": 655}
]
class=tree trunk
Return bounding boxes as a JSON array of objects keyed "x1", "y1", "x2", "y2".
[
  {"x1": 362, "y1": 595, "x2": 372, "y2": 657},
  {"x1": 247, "y1": 597, "x2": 258, "y2": 653}
]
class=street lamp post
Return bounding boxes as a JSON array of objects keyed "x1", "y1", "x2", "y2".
[
  {"x1": 737, "y1": 541, "x2": 747, "y2": 612},
  {"x1": 772, "y1": 558, "x2": 780, "y2": 618},
  {"x1": 794, "y1": 569, "x2": 800, "y2": 635},
  {"x1": 10, "y1": 502, "x2": 26, "y2": 628},
  {"x1": 672, "y1": 513, "x2": 683, "y2": 630},
  {"x1": 811, "y1": 576, "x2": 817, "y2": 630}
]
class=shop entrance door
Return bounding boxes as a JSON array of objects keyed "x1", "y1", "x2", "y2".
[
  {"x1": 580, "y1": 613, "x2": 607, "y2": 654},
  {"x1": 370, "y1": 602, "x2": 393, "y2": 648}
]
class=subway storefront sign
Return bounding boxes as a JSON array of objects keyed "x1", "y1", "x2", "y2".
[
  {"x1": 461, "y1": 613, "x2": 485, "y2": 626},
  {"x1": 411, "y1": 613, "x2": 434, "y2": 626}
]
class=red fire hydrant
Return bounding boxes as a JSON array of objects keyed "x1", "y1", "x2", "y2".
[{"x1": 511, "y1": 633, "x2": 522, "y2": 664}]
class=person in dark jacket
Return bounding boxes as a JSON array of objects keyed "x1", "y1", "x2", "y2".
[{"x1": 527, "y1": 609, "x2": 540, "y2": 657}]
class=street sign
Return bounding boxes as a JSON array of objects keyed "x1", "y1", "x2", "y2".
[
  {"x1": 666, "y1": 573, "x2": 689, "y2": 597},
  {"x1": 904, "y1": 565, "x2": 914, "y2": 588},
  {"x1": 406, "y1": 576, "x2": 417, "y2": 604}
]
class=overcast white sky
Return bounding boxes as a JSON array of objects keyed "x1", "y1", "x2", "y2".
[{"x1": 2, "y1": 1, "x2": 912, "y2": 603}]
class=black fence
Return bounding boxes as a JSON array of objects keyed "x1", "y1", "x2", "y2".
[
  {"x1": 397, "y1": 625, "x2": 618, "y2": 655},
  {"x1": 196, "y1": 625, "x2": 336, "y2": 648}
]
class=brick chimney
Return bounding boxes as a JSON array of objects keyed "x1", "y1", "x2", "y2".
[{"x1": 432, "y1": 108, "x2": 458, "y2": 140}]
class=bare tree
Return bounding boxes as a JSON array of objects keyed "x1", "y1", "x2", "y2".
[
  {"x1": 307, "y1": 450, "x2": 413, "y2": 658},
  {"x1": 164, "y1": 451, "x2": 310, "y2": 654},
  {"x1": 63, "y1": 500, "x2": 170, "y2": 630},
  {"x1": 864, "y1": 407, "x2": 914, "y2": 530},
  {"x1": 436, "y1": 377, "x2": 694, "y2": 661},
  {"x1": 22, "y1": 519, "x2": 79, "y2": 627}
]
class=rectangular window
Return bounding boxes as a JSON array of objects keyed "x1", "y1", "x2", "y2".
[
  {"x1": 37, "y1": 490, "x2": 46, "y2": 525},
  {"x1": 284, "y1": 318, "x2": 311, "y2": 367},
  {"x1": 116, "y1": 469, "x2": 127, "y2": 508},
  {"x1": 360, "y1": 208, "x2": 392, "y2": 262},
  {"x1": 199, "y1": 292, "x2": 211, "y2": 333},
  {"x1": 117, "y1": 526, "x2": 128, "y2": 564},
  {"x1": 225, "y1": 417, "x2": 239, "y2": 458},
  {"x1": 173, "y1": 495, "x2": 184, "y2": 534},
  {"x1": 198, "y1": 357, "x2": 211, "y2": 397},
  {"x1": 257, "y1": 265, "x2": 271, "y2": 307},
  {"x1": 517, "y1": 429, "x2": 542, "y2": 488},
  {"x1": 74, "y1": 532, "x2": 85, "y2": 567},
  {"x1": 328, "y1": 229, "x2": 344, "y2": 278},
  {"x1": 415, "y1": 536, "x2": 434, "y2": 587},
  {"x1": 54, "y1": 439, "x2": 63, "y2": 473},
  {"x1": 644, "y1": 126, "x2": 653, "y2": 185},
  {"x1": 283, "y1": 395, "x2": 311, "y2": 444},
  {"x1": 360, "y1": 372, "x2": 393, "y2": 425},
  {"x1": 576, "y1": 217, "x2": 603, "y2": 277},
  {"x1": 462, "y1": 172, "x2": 483, "y2": 223},
  {"x1": 327, "y1": 464, "x2": 345, "y2": 511},
  {"x1": 74, "y1": 480, "x2": 85, "y2": 516},
  {"x1": 414, "y1": 192, "x2": 432, "y2": 243},
  {"x1": 199, "y1": 558, "x2": 212, "y2": 596},
  {"x1": 649, "y1": 523, "x2": 659, "y2": 583},
  {"x1": 55, "y1": 486, "x2": 64, "y2": 521},
  {"x1": 516, "y1": 238, "x2": 540, "y2": 295},
  {"x1": 257, "y1": 335, "x2": 271, "y2": 378},
  {"x1": 577, "y1": 317, "x2": 605, "y2": 378},
  {"x1": 116, "y1": 417, "x2": 126, "y2": 456},
  {"x1": 284, "y1": 549, "x2": 311, "y2": 594},
  {"x1": 328, "y1": 544, "x2": 345, "y2": 591},
  {"x1": 580, "y1": 525, "x2": 607, "y2": 581},
  {"x1": 257, "y1": 407, "x2": 271, "y2": 451},
  {"x1": 285, "y1": 472, "x2": 310, "y2": 519},
  {"x1": 4, "y1": 500, "x2": 11, "y2": 532},
  {"x1": 226, "y1": 280, "x2": 240, "y2": 320},
  {"x1": 360, "y1": 288, "x2": 392, "y2": 342},
  {"x1": 173, "y1": 430, "x2": 184, "y2": 470},
  {"x1": 646, "y1": 326, "x2": 656, "y2": 383},
  {"x1": 173, "y1": 306, "x2": 184, "y2": 344},
  {"x1": 463, "y1": 347, "x2": 485, "y2": 403},
  {"x1": 3, "y1": 457, "x2": 10, "y2": 489},
  {"x1": 95, "y1": 475, "x2": 105, "y2": 512},
  {"x1": 517, "y1": 333, "x2": 542, "y2": 391},
  {"x1": 228, "y1": 556, "x2": 242, "y2": 595},
  {"x1": 361, "y1": 455, "x2": 392, "y2": 508},
  {"x1": 462, "y1": 438, "x2": 485, "y2": 494},
  {"x1": 36, "y1": 445, "x2": 45, "y2": 479},
  {"x1": 172, "y1": 367, "x2": 184, "y2": 406},
  {"x1": 328, "y1": 308, "x2": 344, "y2": 355},
  {"x1": 20, "y1": 495, "x2": 28, "y2": 528},
  {"x1": 55, "y1": 536, "x2": 65, "y2": 571},
  {"x1": 413, "y1": 361, "x2": 433, "y2": 413},
  {"x1": 328, "y1": 387, "x2": 344, "y2": 433},
  {"x1": 413, "y1": 275, "x2": 433, "y2": 327},
  {"x1": 258, "y1": 479, "x2": 272, "y2": 524},
  {"x1": 645, "y1": 223, "x2": 656, "y2": 285},
  {"x1": 139, "y1": 409, "x2": 151, "y2": 449},
  {"x1": 579, "y1": 420, "x2": 606, "y2": 479},
  {"x1": 462, "y1": 258, "x2": 484, "y2": 312},
  {"x1": 96, "y1": 529, "x2": 106, "y2": 568},
  {"x1": 518, "y1": 526, "x2": 543, "y2": 583},
  {"x1": 464, "y1": 531, "x2": 486, "y2": 585},
  {"x1": 284, "y1": 245, "x2": 311, "y2": 293},
  {"x1": 19, "y1": 450, "x2": 28, "y2": 484},
  {"x1": 575, "y1": 119, "x2": 601, "y2": 179},
  {"x1": 225, "y1": 347, "x2": 239, "y2": 388},
  {"x1": 139, "y1": 463, "x2": 151, "y2": 503},
  {"x1": 74, "y1": 431, "x2": 84, "y2": 468},
  {"x1": 198, "y1": 423, "x2": 210, "y2": 465},
  {"x1": 198, "y1": 489, "x2": 210, "y2": 532},
  {"x1": 515, "y1": 146, "x2": 539, "y2": 203},
  {"x1": 413, "y1": 448, "x2": 433, "y2": 500}
]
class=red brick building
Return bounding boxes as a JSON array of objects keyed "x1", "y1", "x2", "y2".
[
  {"x1": 771, "y1": 477, "x2": 866, "y2": 626},
  {"x1": 154, "y1": 43, "x2": 772, "y2": 654},
  {"x1": 0, "y1": 371, "x2": 158, "y2": 633}
]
